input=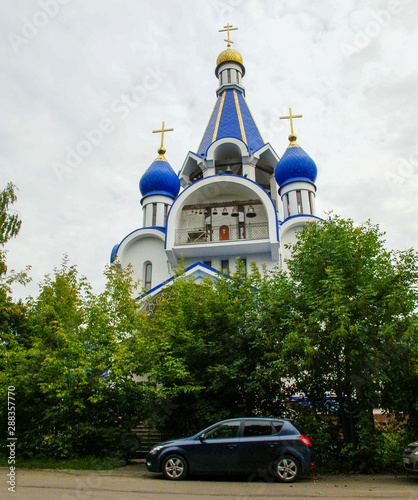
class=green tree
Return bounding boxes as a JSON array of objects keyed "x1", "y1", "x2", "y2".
[
  {"x1": 0, "y1": 182, "x2": 21, "y2": 275},
  {"x1": 142, "y1": 261, "x2": 287, "y2": 438},
  {"x1": 260, "y1": 215, "x2": 418, "y2": 470},
  {"x1": 1, "y1": 257, "x2": 150, "y2": 459},
  {"x1": 0, "y1": 182, "x2": 30, "y2": 339}
]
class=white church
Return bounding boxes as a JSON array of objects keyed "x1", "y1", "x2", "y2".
[{"x1": 111, "y1": 25, "x2": 320, "y2": 298}]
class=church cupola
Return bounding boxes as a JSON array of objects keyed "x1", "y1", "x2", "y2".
[
  {"x1": 139, "y1": 154, "x2": 180, "y2": 199},
  {"x1": 275, "y1": 109, "x2": 318, "y2": 219},
  {"x1": 215, "y1": 23, "x2": 245, "y2": 96},
  {"x1": 139, "y1": 122, "x2": 180, "y2": 228}
]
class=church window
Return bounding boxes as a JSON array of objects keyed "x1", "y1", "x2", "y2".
[
  {"x1": 227, "y1": 69, "x2": 231, "y2": 83},
  {"x1": 309, "y1": 192, "x2": 314, "y2": 215},
  {"x1": 164, "y1": 204, "x2": 169, "y2": 226},
  {"x1": 144, "y1": 262, "x2": 152, "y2": 290},
  {"x1": 236, "y1": 70, "x2": 240, "y2": 84},
  {"x1": 204, "y1": 260, "x2": 211, "y2": 267},
  {"x1": 296, "y1": 191, "x2": 303, "y2": 214},
  {"x1": 152, "y1": 203, "x2": 157, "y2": 226},
  {"x1": 284, "y1": 193, "x2": 290, "y2": 218},
  {"x1": 221, "y1": 259, "x2": 229, "y2": 275}
]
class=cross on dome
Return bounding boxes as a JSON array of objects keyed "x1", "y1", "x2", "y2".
[
  {"x1": 219, "y1": 23, "x2": 238, "y2": 48},
  {"x1": 280, "y1": 108, "x2": 302, "y2": 143},
  {"x1": 153, "y1": 121, "x2": 174, "y2": 156}
]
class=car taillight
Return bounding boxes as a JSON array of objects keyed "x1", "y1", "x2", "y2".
[{"x1": 299, "y1": 435, "x2": 312, "y2": 447}]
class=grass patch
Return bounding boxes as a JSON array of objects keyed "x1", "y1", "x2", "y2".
[{"x1": 0, "y1": 454, "x2": 125, "y2": 470}]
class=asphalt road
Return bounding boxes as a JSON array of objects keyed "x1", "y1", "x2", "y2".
[{"x1": 2, "y1": 463, "x2": 417, "y2": 500}]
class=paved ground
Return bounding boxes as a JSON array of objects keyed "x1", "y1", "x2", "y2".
[{"x1": 2, "y1": 462, "x2": 417, "y2": 499}]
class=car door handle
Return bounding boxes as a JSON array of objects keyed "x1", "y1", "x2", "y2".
[
  {"x1": 268, "y1": 443, "x2": 276, "y2": 448},
  {"x1": 228, "y1": 444, "x2": 237, "y2": 449}
]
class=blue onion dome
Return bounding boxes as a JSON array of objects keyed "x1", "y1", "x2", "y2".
[
  {"x1": 139, "y1": 148, "x2": 181, "y2": 198},
  {"x1": 275, "y1": 138, "x2": 317, "y2": 187}
]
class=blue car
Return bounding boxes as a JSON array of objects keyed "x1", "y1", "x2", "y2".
[{"x1": 146, "y1": 417, "x2": 314, "y2": 482}]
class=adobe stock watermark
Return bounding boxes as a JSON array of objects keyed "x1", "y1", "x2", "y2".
[
  {"x1": 384, "y1": 150, "x2": 418, "y2": 190},
  {"x1": 7, "y1": 0, "x2": 72, "y2": 54},
  {"x1": 52, "y1": 65, "x2": 168, "y2": 182},
  {"x1": 340, "y1": 1, "x2": 405, "y2": 58},
  {"x1": 262, "y1": 111, "x2": 287, "y2": 146},
  {"x1": 149, "y1": 398, "x2": 179, "y2": 428},
  {"x1": 212, "y1": 0, "x2": 243, "y2": 20},
  {"x1": 6, "y1": 386, "x2": 17, "y2": 493}
]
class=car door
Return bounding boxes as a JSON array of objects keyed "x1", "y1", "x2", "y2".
[
  {"x1": 236, "y1": 419, "x2": 281, "y2": 472},
  {"x1": 191, "y1": 420, "x2": 241, "y2": 472}
]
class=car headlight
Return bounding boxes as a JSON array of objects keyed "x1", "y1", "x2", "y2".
[{"x1": 149, "y1": 445, "x2": 164, "y2": 455}]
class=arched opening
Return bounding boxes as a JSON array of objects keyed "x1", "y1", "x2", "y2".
[
  {"x1": 144, "y1": 261, "x2": 152, "y2": 291},
  {"x1": 214, "y1": 142, "x2": 242, "y2": 176}
]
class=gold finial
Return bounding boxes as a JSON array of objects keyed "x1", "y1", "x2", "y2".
[
  {"x1": 219, "y1": 23, "x2": 238, "y2": 48},
  {"x1": 280, "y1": 108, "x2": 302, "y2": 144},
  {"x1": 153, "y1": 121, "x2": 173, "y2": 158}
]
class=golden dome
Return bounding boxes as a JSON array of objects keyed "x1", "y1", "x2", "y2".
[{"x1": 216, "y1": 48, "x2": 243, "y2": 66}]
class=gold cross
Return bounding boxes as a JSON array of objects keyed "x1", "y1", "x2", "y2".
[
  {"x1": 153, "y1": 121, "x2": 173, "y2": 154},
  {"x1": 219, "y1": 23, "x2": 238, "y2": 47},
  {"x1": 280, "y1": 108, "x2": 303, "y2": 136}
]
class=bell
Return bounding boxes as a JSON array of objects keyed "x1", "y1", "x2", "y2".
[
  {"x1": 246, "y1": 205, "x2": 257, "y2": 218},
  {"x1": 222, "y1": 208, "x2": 228, "y2": 216},
  {"x1": 225, "y1": 165, "x2": 233, "y2": 174},
  {"x1": 212, "y1": 208, "x2": 218, "y2": 215},
  {"x1": 199, "y1": 209, "x2": 203, "y2": 214},
  {"x1": 231, "y1": 207, "x2": 239, "y2": 217}
]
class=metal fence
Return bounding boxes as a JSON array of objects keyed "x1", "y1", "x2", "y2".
[{"x1": 175, "y1": 222, "x2": 269, "y2": 245}]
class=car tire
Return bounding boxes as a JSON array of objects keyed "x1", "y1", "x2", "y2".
[
  {"x1": 162, "y1": 454, "x2": 188, "y2": 480},
  {"x1": 272, "y1": 455, "x2": 301, "y2": 483}
]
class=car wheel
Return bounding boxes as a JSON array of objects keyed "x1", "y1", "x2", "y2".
[
  {"x1": 162, "y1": 454, "x2": 188, "y2": 480},
  {"x1": 272, "y1": 455, "x2": 301, "y2": 483}
]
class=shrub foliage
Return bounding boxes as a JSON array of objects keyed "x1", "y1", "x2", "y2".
[{"x1": 1, "y1": 184, "x2": 417, "y2": 471}]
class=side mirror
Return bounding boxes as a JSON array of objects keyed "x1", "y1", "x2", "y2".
[{"x1": 199, "y1": 433, "x2": 205, "y2": 441}]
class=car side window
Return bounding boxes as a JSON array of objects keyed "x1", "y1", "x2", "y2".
[
  {"x1": 204, "y1": 421, "x2": 240, "y2": 439},
  {"x1": 272, "y1": 421, "x2": 284, "y2": 434},
  {"x1": 243, "y1": 421, "x2": 274, "y2": 437}
]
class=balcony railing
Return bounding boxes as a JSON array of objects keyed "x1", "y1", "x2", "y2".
[{"x1": 175, "y1": 222, "x2": 269, "y2": 245}]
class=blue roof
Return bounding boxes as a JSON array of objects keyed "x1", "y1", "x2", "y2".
[
  {"x1": 139, "y1": 159, "x2": 181, "y2": 198},
  {"x1": 275, "y1": 145, "x2": 318, "y2": 187},
  {"x1": 197, "y1": 88, "x2": 265, "y2": 157},
  {"x1": 110, "y1": 243, "x2": 119, "y2": 263}
]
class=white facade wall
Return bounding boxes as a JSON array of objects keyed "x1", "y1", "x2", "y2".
[{"x1": 118, "y1": 231, "x2": 170, "y2": 293}]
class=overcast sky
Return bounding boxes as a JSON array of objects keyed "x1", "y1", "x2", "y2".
[{"x1": 2, "y1": 0, "x2": 418, "y2": 300}]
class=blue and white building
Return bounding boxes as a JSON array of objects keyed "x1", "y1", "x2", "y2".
[{"x1": 111, "y1": 39, "x2": 320, "y2": 297}]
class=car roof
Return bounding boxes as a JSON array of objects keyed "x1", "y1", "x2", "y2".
[{"x1": 217, "y1": 417, "x2": 292, "y2": 423}]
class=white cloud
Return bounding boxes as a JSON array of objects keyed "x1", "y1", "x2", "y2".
[{"x1": 2, "y1": 0, "x2": 417, "y2": 299}]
